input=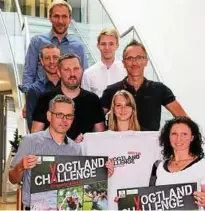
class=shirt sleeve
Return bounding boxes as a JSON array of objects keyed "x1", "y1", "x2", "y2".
[
  {"x1": 81, "y1": 70, "x2": 91, "y2": 92},
  {"x1": 160, "y1": 83, "x2": 176, "y2": 106},
  {"x1": 21, "y1": 36, "x2": 40, "y2": 93},
  {"x1": 10, "y1": 135, "x2": 32, "y2": 168}
]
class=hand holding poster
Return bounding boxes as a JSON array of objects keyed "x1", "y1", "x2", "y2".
[
  {"x1": 117, "y1": 182, "x2": 198, "y2": 210},
  {"x1": 30, "y1": 155, "x2": 108, "y2": 210}
]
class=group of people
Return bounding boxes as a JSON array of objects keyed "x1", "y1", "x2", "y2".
[{"x1": 8, "y1": 0, "x2": 205, "y2": 209}]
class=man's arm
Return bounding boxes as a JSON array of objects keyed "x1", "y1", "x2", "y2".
[
  {"x1": 94, "y1": 122, "x2": 105, "y2": 132},
  {"x1": 166, "y1": 100, "x2": 188, "y2": 117},
  {"x1": 9, "y1": 155, "x2": 37, "y2": 184},
  {"x1": 31, "y1": 121, "x2": 45, "y2": 133},
  {"x1": 20, "y1": 37, "x2": 39, "y2": 93}
]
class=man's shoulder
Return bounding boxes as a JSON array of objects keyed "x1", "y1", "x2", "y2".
[
  {"x1": 39, "y1": 87, "x2": 61, "y2": 100},
  {"x1": 67, "y1": 35, "x2": 83, "y2": 47},
  {"x1": 80, "y1": 89, "x2": 100, "y2": 100},
  {"x1": 84, "y1": 62, "x2": 102, "y2": 75},
  {"x1": 22, "y1": 131, "x2": 46, "y2": 142},
  {"x1": 27, "y1": 79, "x2": 45, "y2": 94},
  {"x1": 66, "y1": 136, "x2": 81, "y2": 147},
  {"x1": 113, "y1": 60, "x2": 124, "y2": 67},
  {"x1": 106, "y1": 79, "x2": 125, "y2": 92},
  {"x1": 30, "y1": 33, "x2": 50, "y2": 43},
  {"x1": 144, "y1": 79, "x2": 168, "y2": 89}
]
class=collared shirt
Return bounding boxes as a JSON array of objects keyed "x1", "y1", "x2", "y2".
[
  {"x1": 11, "y1": 128, "x2": 82, "y2": 206},
  {"x1": 81, "y1": 60, "x2": 127, "y2": 97},
  {"x1": 19, "y1": 31, "x2": 88, "y2": 93},
  {"x1": 100, "y1": 77, "x2": 176, "y2": 130},
  {"x1": 32, "y1": 87, "x2": 105, "y2": 140},
  {"x1": 26, "y1": 77, "x2": 60, "y2": 131}
]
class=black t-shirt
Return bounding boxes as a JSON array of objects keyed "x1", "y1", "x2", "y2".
[
  {"x1": 100, "y1": 77, "x2": 175, "y2": 131},
  {"x1": 32, "y1": 87, "x2": 105, "y2": 140}
]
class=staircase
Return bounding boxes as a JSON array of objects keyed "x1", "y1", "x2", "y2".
[{"x1": 26, "y1": 16, "x2": 96, "y2": 67}]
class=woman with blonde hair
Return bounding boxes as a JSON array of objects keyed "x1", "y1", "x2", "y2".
[{"x1": 108, "y1": 90, "x2": 140, "y2": 131}]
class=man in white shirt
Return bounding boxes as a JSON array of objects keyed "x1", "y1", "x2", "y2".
[{"x1": 81, "y1": 28, "x2": 127, "y2": 97}]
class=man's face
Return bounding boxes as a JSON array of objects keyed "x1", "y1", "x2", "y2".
[
  {"x1": 47, "y1": 102, "x2": 74, "y2": 134},
  {"x1": 41, "y1": 48, "x2": 60, "y2": 75},
  {"x1": 97, "y1": 35, "x2": 118, "y2": 61},
  {"x1": 49, "y1": 6, "x2": 71, "y2": 35},
  {"x1": 123, "y1": 46, "x2": 148, "y2": 78},
  {"x1": 58, "y1": 58, "x2": 82, "y2": 89}
]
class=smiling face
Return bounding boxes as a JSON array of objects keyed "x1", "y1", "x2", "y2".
[
  {"x1": 49, "y1": 5, "x2": 71, "y2": 35},
  {"x1": 47, "y1": 102, "x2": 74, "y2": 134},
  {"x1": 169, "y1": 123, "x2": 194, "y2": 153},
  {"x1": 114, "y1": 95, "x2": 133, "y2": 122},
  {"x1": 40, "y1": 47, "x2": 60, "y2": 75},
  {"x1": 123, "y1": 46, "x2": 148, "y2": 78},
  {"x1": 97, "y1": 35, "x2": 118, "y2": 61}
]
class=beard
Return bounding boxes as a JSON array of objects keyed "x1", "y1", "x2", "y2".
[
  {"x1": 62, "y1": 76, "x2": 81, "y2": 90},
  {"x1": 52, "y1": 24, "x2": 68, "y2": 35}
]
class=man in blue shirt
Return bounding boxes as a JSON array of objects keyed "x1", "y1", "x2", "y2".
[
  {"x1": 19, "y1": 0, "x2": 88, "y2": 93},
  {"x1": 26, "y1": 44, "x2": 61, "y2": 131}
]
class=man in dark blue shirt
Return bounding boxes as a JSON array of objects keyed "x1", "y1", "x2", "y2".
[
  {"x1": 26, "y1": 44, "x2": 60, "y2": 131},
  {"x1": 19, "y1": 0, "x2": 87, "y2": 93}
]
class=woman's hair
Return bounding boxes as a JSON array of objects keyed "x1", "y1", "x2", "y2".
[
  {"x1": 108, "y1": 90, "x2": 140, "y2": 131},
  {"x1": 159, "y1": 116, "x2": 204, "y2": 160}
]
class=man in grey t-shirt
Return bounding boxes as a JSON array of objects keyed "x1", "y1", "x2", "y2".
[{"x1": 9, "y1": 95, "x2": 81, "y2": 208}]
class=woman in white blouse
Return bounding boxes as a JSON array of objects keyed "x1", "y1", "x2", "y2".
[{"x1": 150, "y1": 117, "x2": 205, "y2": 207}]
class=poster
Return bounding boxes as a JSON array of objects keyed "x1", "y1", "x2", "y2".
[
  {"x1": 81, "y1": 131, "x2": 161, "y2": 210},
  {"x1": 117, "y1": 182, "x2": 198, "y2": 210},
  {"x1": 30, "y1": 155, "x2": 108, "y2": 210}
]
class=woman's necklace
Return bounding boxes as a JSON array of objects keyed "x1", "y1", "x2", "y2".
[{"x1": 170, "y1": 155, "x2": 196, "y2": 168}]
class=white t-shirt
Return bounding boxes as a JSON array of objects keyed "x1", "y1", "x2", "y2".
[
  {"x1": 81, "y1": 131, "x2": 161, "y2": 210},
  {"x1": 156, "y1": 157, "x2": 205, "y2": 186},
  {"x1": 81, "y1": 60, "x2": 127, "y2": 97}
]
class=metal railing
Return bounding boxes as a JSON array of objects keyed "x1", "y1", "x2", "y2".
[
  {"x1": 0, "y1": 9, "x2": 22, "y2": 107},
  {"x1": 98, "y1": 0, "x2": 163, "y2": 83},
  {"x1": 120, "y1": 26, "x2": 163, "y2": 82},
  {"x1": 14, "y1": 0, "x2": 24, "y2": 30},
  {"x1": 71, "y1": 19, "x2": 97, "y2": 63},
  {"x1": 24, "y1": 16, "x2": 30, "y2": 52}
]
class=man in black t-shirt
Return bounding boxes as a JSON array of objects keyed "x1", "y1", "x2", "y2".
[
  {"x1": 31, "y1": 53, "x2": 105, "y2": 140},
  {"x1": 101, "y1": 39, "x2": 188, "y2": 131}
]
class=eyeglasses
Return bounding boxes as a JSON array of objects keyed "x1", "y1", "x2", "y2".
[
  {"x1": 50, "y1": 111, "x2": 74, "y2": 120},
  {"x1": 124, "y1": 55, "x2": 147, "y2": 62}
]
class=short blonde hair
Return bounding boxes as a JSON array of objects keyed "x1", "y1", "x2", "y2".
[
  {"x1": 97, "y1": 28, "x2": 119, "y2": 45},
  {"x1": 49, "y1": 0, "x2": 72, "y2": 17},
  {"x1": 108, "y1": 90, "x2": 140, "y2": 131}
]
